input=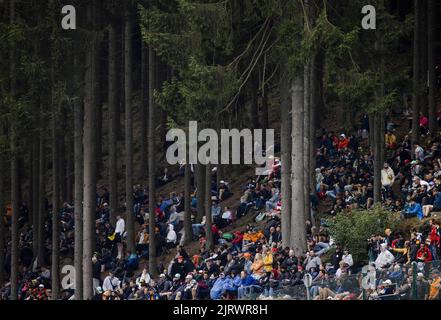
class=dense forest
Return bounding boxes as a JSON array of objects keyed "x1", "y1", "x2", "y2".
[{"x1": 0, "y1": 0, "x2": 440, "y2": 300}]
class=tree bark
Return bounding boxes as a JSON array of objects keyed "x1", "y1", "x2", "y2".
[
  {"x1": 37, "y1": 120, "x2": 46, "y2": 267},
  {"x1": 250, "y1": 72, "x2": 260, "y2": 129},
  {"x1": 108, "y1": 3, "x2": 118, "y2": 225},
  {"x1": 83, "y1": 2, "x2": 98, "y2": 299},
  {"x1": 205, "y1": 164, "x2": 213, "y2": 251},
  {"x1": 309, "y1": 52, "x2": 318, "y2": 226},
  {"x1": 0, "y1": 123, "x2": 5, "y2": 287},
  {"x1": 303, "y1": 64, "x2": 311, "y2": 224},
  {"x1": 373, "y1": 112, "x2": 382, "y2": 203},
  {"x1": 140, "y1": 41, "x2": 149, "y2": 180},
  {"x1": 73, "y1": 53, "x2": 83, "y2": 300},
  {"x1": 290, "y1": 75, "x2": 306, "y2": 255},
  {"x1": 196, "y1": 163, "x2": 205, "y2": 223},
  {"x1": 32, "y1": 134, "x2": 40, "y2": 259},
  {"x1": 51, "y1": 75, "x2": 60, "y2": 300},
  {"x1": 183, "y1": 163, "x2": 192, "y2": 243},
  {"x1": 412, "y1": 0, "x2": 421, "y2": 146},
  {"x1": 10, "y1": 0, "x2": 19, "y2": 300},
  {"x1": 124, "y1": 5, "x2": 135, "y2": 253},
  {"x1": 280, "y1": 70, "x2": 292, "y2": 248},
  {"x1": 148, "y1": 46, "x2": 157, "y2": 277},
  {"x1": 427, "y1": 0, "x2": 436, "y2": 133}
]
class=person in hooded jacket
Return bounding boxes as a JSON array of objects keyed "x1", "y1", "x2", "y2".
[
  {"x1": 210, "y1": 272, "x2": 230, "y2": 300},
  {"x1": 166, "y1": 224, "x2": 177, "y2": 251}
]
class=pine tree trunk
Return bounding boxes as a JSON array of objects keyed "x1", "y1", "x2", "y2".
[
  {"x1": 412, "y1": 0, "x2": 421, "y2": 146},
  {"x1": 0, "y1": 123, "x2": 5, "y2": 288},
  {"x1": 309, "y1": 52, "x2": 318, "y2": 226},
  {"x1": 205, "y1": 164, "x2": 213, "y2": 251},
  {"x1": 419, "y1": 0, "x2": 428, "y2": 116},
  {"x1": 184, "y1": 163, "x2": 192, "y2": 243},
  {"x1": 124, "y1": 6, "x2": 135, "y2": 253},
  {"x1": 427, "y1": 0, "x2": 436, "y2": 133},
  {"x1": 303, "y1": 64, "x2": 311, "y2": 224},
  {"x1": 290, "y1": 75, "x2": 306, "y2": 255},
  {"x1": 196, "y1": 163, "x2": 205, "y2": 223},
  {"x1": 148, "y1": 46, "x2": 157, "y2": 277},
  {"x1": 250, "y1": 72, "x2": 260, "y2": 129},
  {"x1": 32, "y1": 136, "x2": 40, "y2": 259},
  {"x1": 261, "y1": 83, "x2": 269, "y2": 130},
  {"x1": 140, "y1": 41, "x2": 148, "y2": 180},
  {"x1": 10, "y1": 0, "x2": 19, "y2": 300},
  {"x1": 73, "y1": 53, "x2": 83, "y2": 300},
  {"x1": 280, "y1": 70, "x2": 292, "y2": 248},
  {"x1": 373, "y1": 112, "x2": 382, "y2": 203},
  {"x1": 37, "y1": 122, "x2": 46, "y2": 267},
  {"x1": 83, "y1": 2, "x2": 98, "y2": 299},
  {"x1": 51, "y1": 78, "x2": 60, "y2": 300},
  {"x1": 108, "y1": 4, "x2": 118, "y2": 225},
  {"x1": 65, "y1": 131, "x2": 73, "y2": 204}
]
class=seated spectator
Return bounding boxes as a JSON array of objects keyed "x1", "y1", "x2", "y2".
[{"x1": 402, "y1": 198, "x2": 423, "y2": 220}]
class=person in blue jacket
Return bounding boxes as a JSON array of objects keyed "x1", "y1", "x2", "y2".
[
  {"x1": 210, "y1": 273, "x2": 230, "y2": 300},
  {"x1": 237, "y1": 270, "x2": 259, "y2": 299},
  {"x1": 402, "y1": 198, "x2": 423, "y2": 220}
]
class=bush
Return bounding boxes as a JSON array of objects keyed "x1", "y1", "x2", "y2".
[{"x1": 327, "y1": 206, "x2": 399, "y2": 265}]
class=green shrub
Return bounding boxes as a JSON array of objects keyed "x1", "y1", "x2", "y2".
[{"x1": 327, "y1": 206, "x2": 399, "y2": 265}]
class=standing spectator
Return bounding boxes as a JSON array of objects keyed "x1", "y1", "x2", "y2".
[{"x1": 115, "y1": 215, "x2": 125, "y2": 259}]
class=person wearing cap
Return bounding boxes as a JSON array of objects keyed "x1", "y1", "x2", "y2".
[
  {"x1": 377, "y1": 279, "x2": 394, "y2": 296},
  {"x1": 218, "y1": 180, "x2": 232, "y2": 201},
  {"x1": 416, "y1": 272, "x2": 429, "y2": 300},
  {"x1": 210, "y1": 272, "x2": 229, "y2": 300},
  {"x1": 337, "y1": 134, "x2": 349, "y2": 150}
]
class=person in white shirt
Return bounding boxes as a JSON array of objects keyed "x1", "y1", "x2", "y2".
[
  {"x1": 375, "y1": 243, "x2": 395, "y2": 269},
  {"x1": 136, "y1": 268, "x2": 152, "y2": 289},
  {"x1": 220, "y1": 206, "x2": 233, "y2": 227},
  {"x1": 102, "y1": 271, "x2": 120, "y2": 292},
  {"x1": 341, "y1": 249, "x2": 354, "y2": 271},
  {"x1": 166, "y1": 224, "x2": 177, "y2": 251},
  {"x1": 115, "y1": 215, "x2": 125, "y2": 259},
  {"x1": 381, "y1": 163, "x2": 395, "y2": 188}
]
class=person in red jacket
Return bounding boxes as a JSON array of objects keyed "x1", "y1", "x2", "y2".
[
  {"x1": 429, "y1": 221, "x2": 440, "y2": 260},
  {"x1": 416, "y1": 241, "x2": 433, "y2": 263},
  {"x1": 337, "y1": 134, "x2": 349, "y2": 150},
  {"x1": 232, "y1": 231, "x2": 244, "y2": 252}
]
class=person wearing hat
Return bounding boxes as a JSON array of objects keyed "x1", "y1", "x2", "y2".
[
  {"x1": 337, "y1": 134, "x2": 349, "y2": 150},
  {"x1": 218, "y1": 180, "x2": 232, "y2": 201},
  {"x1": 416, "y1": 272, "x2": 429, "y2": 300}
]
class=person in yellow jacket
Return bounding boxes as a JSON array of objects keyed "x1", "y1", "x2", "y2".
[
  {"x1": 429, "y1": 273, "x2": 441, "y2": 300},
  {"x1": 250, "y1": 253, "x2": 264, "y2": 280},
  {"x1": 385, "y1": 131, "x2": 397, "y2": 149},
  {"x1": 262, "y1": 246, "x2": 273, "y2": 273}
]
